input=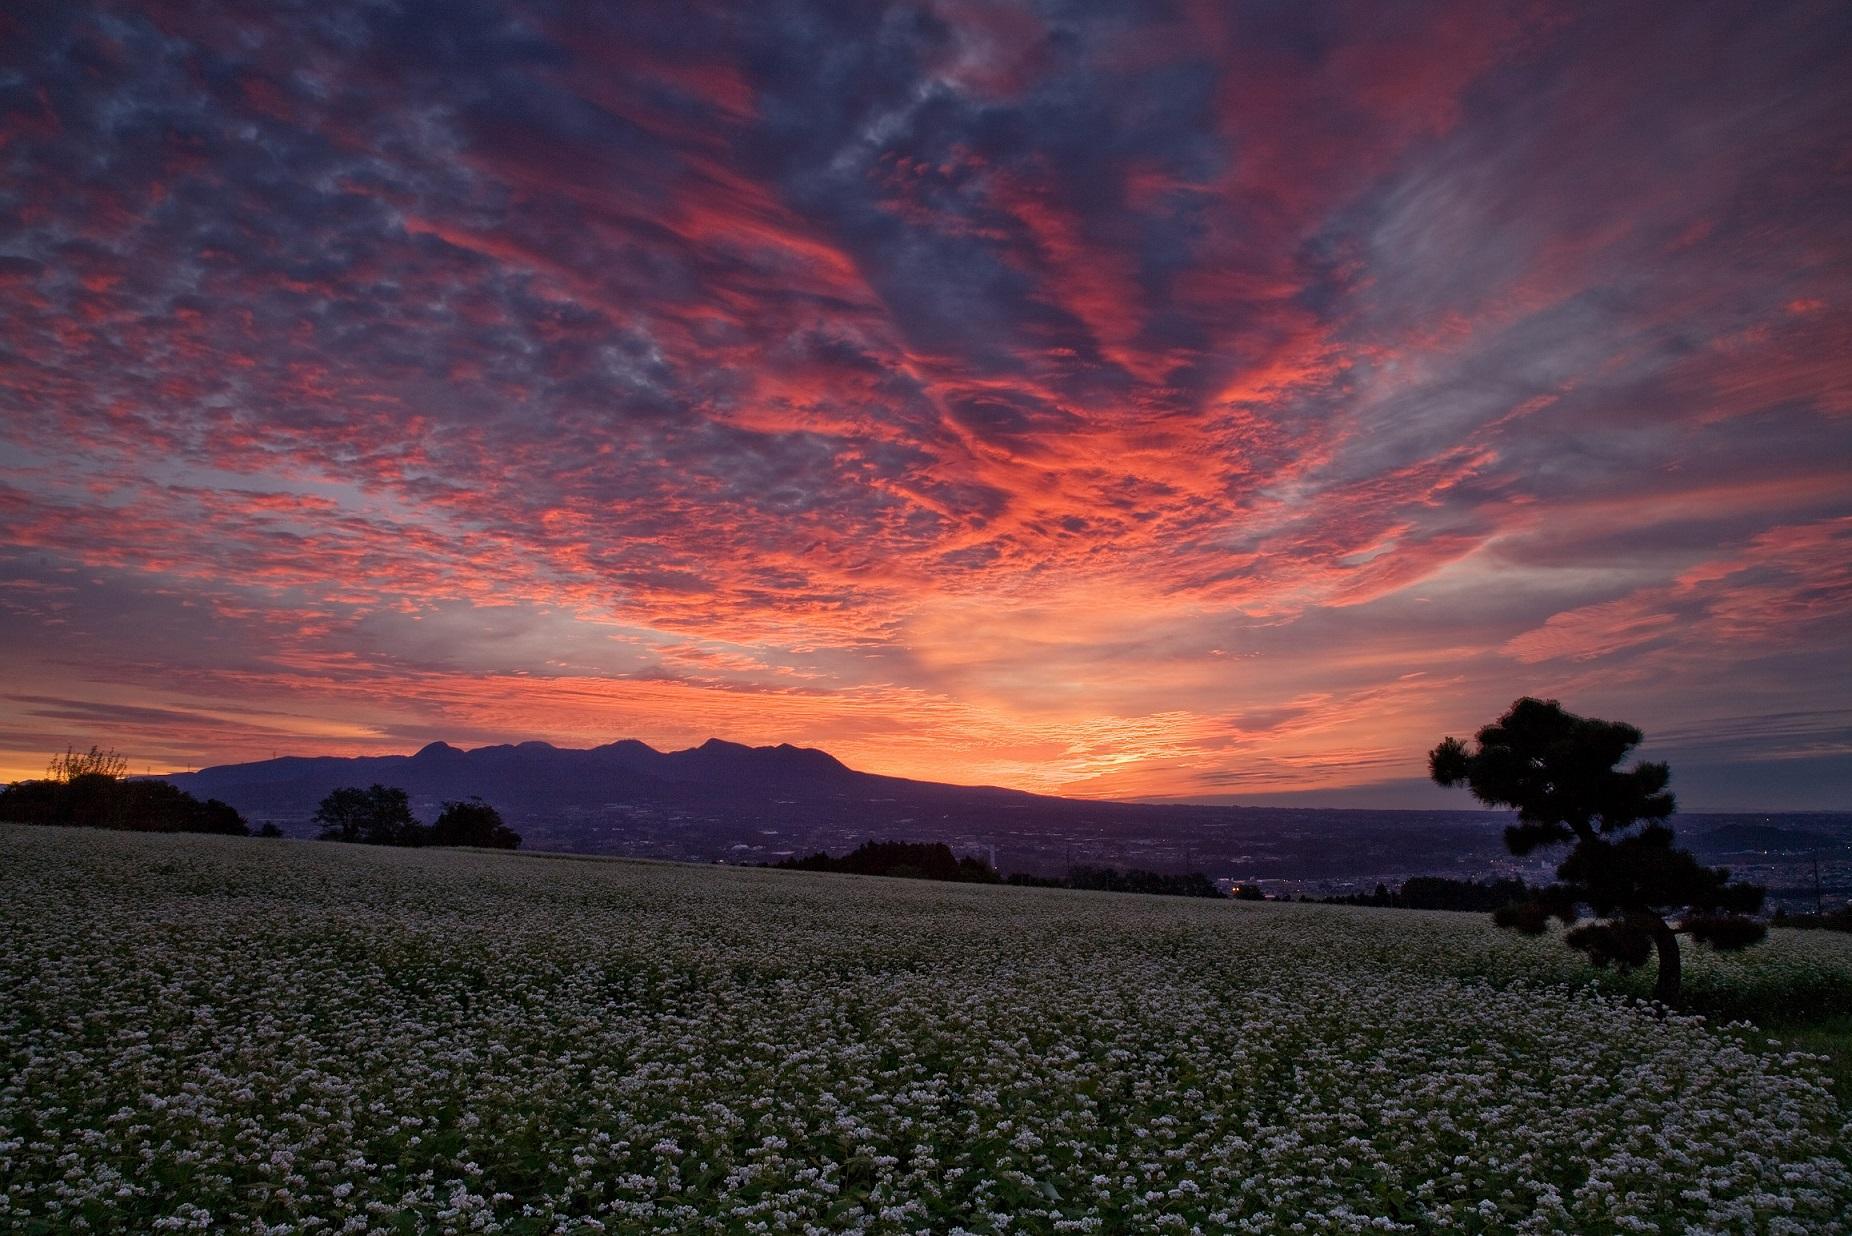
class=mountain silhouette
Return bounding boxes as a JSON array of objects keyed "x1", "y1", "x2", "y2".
[
  {"x1": 160, "y1": 737, "x2": 1036, "y2": 837},
  {"x1": 150, "y1": 739, "x2": 1848, "y2": 885}
]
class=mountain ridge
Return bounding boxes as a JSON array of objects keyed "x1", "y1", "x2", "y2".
[
  {"x1": 150, "y1": 740, "x2": 1852, "y2": 896},
  {"x1": 157, "y1": 737, "x2": 1059, "y2": 837},
  {"x1": 165, "y1": 736, "x2": 1019, "y2": 798}
]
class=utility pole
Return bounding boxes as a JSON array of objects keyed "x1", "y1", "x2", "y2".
[{"x1": 1815, "y1": 850, "x2": 1825, "y2": 916}]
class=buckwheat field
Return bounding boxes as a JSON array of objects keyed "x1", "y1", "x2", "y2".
[{"x1": 3, "y1": 826, "x2": 1849, "y2": 1234}]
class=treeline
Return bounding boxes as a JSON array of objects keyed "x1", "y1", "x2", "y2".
[
  {"x1": 1318, "y1": 876, "x2": 1532, "y2": 912},
  {"x1": 313, "y1": 785, "x2": 521, "y2": 850},
  {"x1": 0, "y1": 747, "x2": 521, "y2": 851},
  {"x1": 0, "y1": 746, "x2": 255, "y2": 836},
  {"x1": 1772, "y1": 907, "x2": 1852, "y2": 933},
  {"x1": 1007, "y1": 865, "x2": 1223, "y2": 899},
  {"x1": 0, "y1": 774, "x2": 252, "y2": 836},
  {"x1": 771, "y1": 840, "x2": 1223, "y2": 899},
  {"x1": 773, "y1": 840, "x2": 999, "y2": 882}
]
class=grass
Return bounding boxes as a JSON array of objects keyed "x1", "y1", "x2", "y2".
[{"x1": 1762, "y1": 1012, "x2": 1852, "y2": 1100}]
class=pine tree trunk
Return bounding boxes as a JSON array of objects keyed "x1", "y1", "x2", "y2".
[{"x1": 1651, "y1": 920, "x2": 1681, "y2": 1005}]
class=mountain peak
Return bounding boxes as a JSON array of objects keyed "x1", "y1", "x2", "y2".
[
  {"x1": 775, "y1": 742, "x2": 850, "y2": 771},
  {"x1": 594, "y1": 738, "x2": 657, "y2": 753},
  {"x1": 687, "y1": 737, "x2": 843, "y2": 762},
  {"x1": 413, "y1": 741, "x2": 460, "y2": 759},
  {"x1": 669, "y1": 738, "x2": 853, "y2": 779}
]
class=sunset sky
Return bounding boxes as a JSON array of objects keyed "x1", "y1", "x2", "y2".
[{"x1": 2, "y1": 0, "x2": 1848, "y2": 807}]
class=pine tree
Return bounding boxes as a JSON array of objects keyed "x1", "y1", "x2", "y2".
[{"x1": 1429, "y1": 697, "x2": 1764, "y2": 1004}]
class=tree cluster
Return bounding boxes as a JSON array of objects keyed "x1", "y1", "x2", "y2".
[
  {"x1": 313, "y1": 786, "x2": 521, "y2": 850},
  {"x1": 1320, "y1": 876, "x2": 1534, "y2": 912},
  {"x1": 773, "y1": 839, "x2": 998, "y2": 883},
  {"x1": 769, "y1": 840, "x2": 1228, "y2": 900},
  {"x1": 0, "y1": 747, "x2": 249, "y2": 836},
  {"x1": 1431, "y1": 697, "x2": 1765, "y2": 1004},
  {"x1": 1772, "y1": 906, "x2": 1852, "y2": 933},
  {"x1": 1036, "y1": 865, "x2": 1223, "y2": 899},
  {"x1": 1002, "y1": 867, "x2": 1222, "y2": 898}
]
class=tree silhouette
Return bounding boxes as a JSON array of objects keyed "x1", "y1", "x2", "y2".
[
  {"x1": 428, "y1": 797, "x2": 521, "y2": 849},
  {"x1": 775, "y1": 840, "x2": 998, "y2": 883},
  {"x1": 47, "y1": 745, "x2": 128, "y2": 782},
  {"x1": 314, "y1": 784, "x2": 420, "y2": 846},
  {"x1": 0, "y1": 748, "x2": 246, "y2": 836},
  {"x1": 1430, "y1": 697, "x2": 1764, "y2": 1004}
]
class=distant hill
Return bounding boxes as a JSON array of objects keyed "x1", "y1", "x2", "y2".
[
  {"x1": 168, "y1": 737, "x2": 869, "y2": 809},
  {"x1": 160, "y1": 737, "x2": 1054, "y2": 837},
  {"x1": 155, "y1": 739, "x2": 1512, "y2": 872},
  {"x1": 152, "y1": 742, "x2": 1852, "y2": 891}
]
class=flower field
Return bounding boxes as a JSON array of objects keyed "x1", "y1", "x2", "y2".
[{"x1": 3, "y1": 826, "x2": 1850, "y2": 1234}]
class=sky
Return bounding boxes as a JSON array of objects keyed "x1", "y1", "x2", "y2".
[{"x1": 1, "y1": 0, "x2": 1849, "y2": 809}]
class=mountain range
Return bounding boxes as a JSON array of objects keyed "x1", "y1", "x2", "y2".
[
  {"x1": 164, "y1": 737, "x2": 1043, "y2": 826},
  {"x1": 158, "y1": 739, "x2": 1852, "y2": 892}
]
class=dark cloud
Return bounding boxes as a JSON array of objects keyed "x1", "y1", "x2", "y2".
[{"x1": 0, "y1": 0, "x2": 1847, "y2": 801}]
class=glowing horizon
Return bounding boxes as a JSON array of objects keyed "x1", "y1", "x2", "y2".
[{"x1": 2, "y1": 1, "x2": 1849, "y2": 809}]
